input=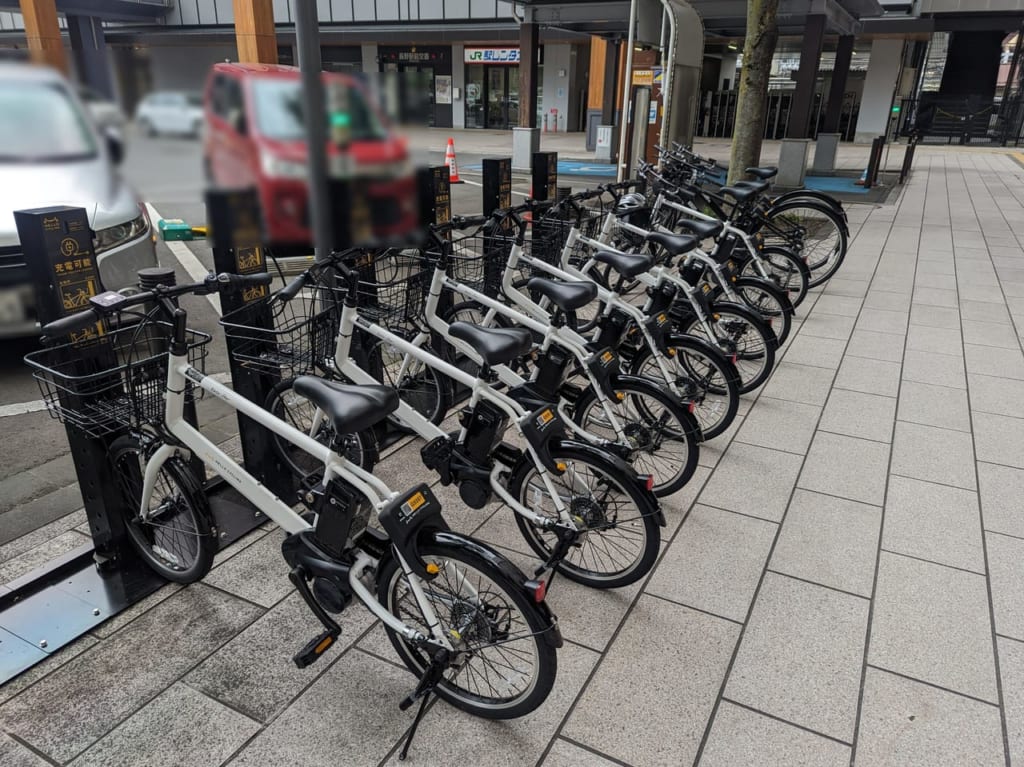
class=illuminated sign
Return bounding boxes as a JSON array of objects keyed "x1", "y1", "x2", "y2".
[{"x1": 465, "y1": 48, "x2": 520, "y2": 64}]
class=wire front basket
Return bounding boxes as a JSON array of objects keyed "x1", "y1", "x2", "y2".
[
  {"x1": 352, "y1": 249, "x2": 430, "y2": 329},
  {"x1": 428, "y1": 222, "x2": 515, "y2": 295},
  {"x1": 25, "y1": 322, "x2": 210, "y2": 438},
  {"x1": 527, "y1": 203, "x2": 607, "y2": 268},
  {"x1": 220, "y1": 284, "x2": 339, "y2": 378}
]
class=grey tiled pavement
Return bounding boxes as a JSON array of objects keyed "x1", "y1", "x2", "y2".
[{"x1": 2, "y1": 147, "x2": 1024, "y2": 765}]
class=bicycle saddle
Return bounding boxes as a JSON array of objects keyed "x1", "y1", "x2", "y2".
[
  {"x1": 719, "y1": 185, "x2": 759, "y2": 203},
  {"x1": 527, "y1": 277, "x2": 597, "y2": 312},
  {"x1": 673, "y1": 219, "x2": 724, "y2": 240},
  {"x1": 646, "y1": 231, "x2": 699, "y2": 256},
  {"x1": 592, "y1": 249, "x2": 654, "y2": 279},
  {"x1": 292, "y1": 377, "x2": 399, "y2": 435},
  {"x1": 449, "y1": 322, "x2": 533, "y2": 366},
  {"x1": 745, "y1": 166, "x2": 778, "y2": 180},
  {"x1": 735, "y1": 179, "x2": 771, "y2": 194}
]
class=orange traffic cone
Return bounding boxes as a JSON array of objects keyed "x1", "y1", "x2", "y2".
[{"x1": 445, "y1": 137, "x2": 463, "y2": 184}]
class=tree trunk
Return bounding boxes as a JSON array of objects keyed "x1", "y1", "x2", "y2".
[{"x1": 728, "y1": 0, "x2": 780, "y2": 184}]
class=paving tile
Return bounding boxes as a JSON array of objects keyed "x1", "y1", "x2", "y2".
[
  {"x1": 891, "y1": 421, "x2": 976, "y2": 490},
  {"x1": 959, "y1": 284, "x2": 1007, "y2": 304},
  {"x1": 819, "y1": 388, "x2": 896, "y2": 443},
  {"x1": 822, "y1": 278, "x2": 870, "y2": 298},
  {"x1": 770, "y1": 489, "x2": 880, "y2": 597},
  {"x1": 883, "y1": 476, "x2": 984, "y2": 573},
  {"x1": 697, "y1": 412, "x2": 746, "y2": 470},
  {"x1": 905, "y1": 324, "x2": 963, "y2": 356},
  {"x1": 897, "y1": 380, "x2": 971, "y2": 432},
  {"x1": 725, "y1": 573, "x2": 868, "y2": 741},
  {"x1": 564, "y1": 595, "x2": 739, "y2": 767},
  {"x1": 845, "y1": 329, "x2": 905, "y2": 363},
  {"x1": 977, "y1": 462, "x2": 1024, "y2": 538},
  {"x1": 960, "y1": 299, "x2": 1011, "y2": 323},
  {"x1": 863, "y1": 290, "x2": 912, "y2": 312},
  {"x1": 810, "y1": 294, "x2": 863, "y2": 317},
  {"x1": 699, "y1": 443, "x2": 803, "y2": 522},
  {"x1": 834, "y1": 356, "x2": 901, "y2": 398},
  {"x1": 67, "y1": 683, "x2": 260, "y2": 767},
  {"x1": 798, "y1": 432, "x2": 890, "y2": 506},
  {"x1": 998, "y1": 637, "x2": 1024, "y2": 767},
  {"x1": 761, "y1": 362, "x2": 836, "y2": 406},
  {"x1": 646, "y1": 505, "x2": 776, "y2": 621},
  {"x1": 229, "y1": 650, "x2": 415, "y2": 767},
  {"x1": 914, "y1": 271, "x2": 957, "y2": 291},
  {"x1": 0, "y1": 732, "x2": 49, "y2": 767},
  {"x1": 0, "y1": 508, "x2": 86, "y2": 565},
  {"x1": 91, "y1": 582, "x2": 184, "y2": 639},
  {"x1": 0, "y1": 634, "x2": 98, "y2": 706},
  {"x1": 186, "y1": 590, "x2": 377, "y2": 722},
  {"x1": 542, "y1": 739, "x2": 620, "y2": 766},
  {"x1": 0, "y1": 530, "x2": 90, "y2": 587},
  {"x1": 909, "y1": 303, "x2": 961, "y2": 330},
  {"x1": 855, "y1": 667, "x2": 1004, "y2": 767},
  {"x1": 658, "y1": 464, "x2": 711, "y2": 534},
  {"x1": 0, "y1": 584, "x2": 263, "y2": 763},
  {"x1": 972, "y1": 412, "x2": 1024, "y2": 469},
  {"x1": 855, "y1": 309, "x2": 909, "y2": 336},
  {"x1": 869, "y1": 552, "x2": 997, "y2": 702},
  {"x1": 202, "y1": 529, "x2": 293, "y2": 608},
  {"x1": 967, "y1": 373, "x2": 1024, "y2": 418},
  {"x1": 913, "y1": 286, "x2": 959, "y2": 308},
  {"x1": 900, "y1": 349, "x2": 966, "y2": 389},
  {"x1": 987, "y1": 532, "x2": 1024, "y2": 642},
  {"x1": 962, "y1": 319, "x2": 1021, "y2": 349},
  {"x1": 800, "y1": 313, "x2": 857, "y2": 341},
  {"x1": 383, "y1": 640, "x2": 598, "y2": 767},
  {"x1": 735, "y1": 397, "x2": 821, "y2": 455},
  {"x1": 782, "y1": 334, "x2": 847, "y2": 369}
]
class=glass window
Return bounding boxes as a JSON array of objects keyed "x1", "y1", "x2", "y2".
[
  {"x1": 0, "y1": 82, "x2": 96, "y2": 162},
  {"x1": 465, "y1": 64, "x2": 484, "y2": 128},
  {"x1": 251, "y1": 78, "x2": 387, "y2": 141}
]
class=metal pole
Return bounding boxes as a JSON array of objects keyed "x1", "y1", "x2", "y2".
[
  {"x1": 658, "y1": 0, "x2": 677, "y2": 164},
  {"x1": 294, "y1": 0, "x2": 332, "y2": 262},
  {"x1": 616, "y1": 0, "x2": 639, "y2": 182}
]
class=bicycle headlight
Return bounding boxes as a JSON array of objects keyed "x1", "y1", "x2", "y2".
[{"x1": 94, "y1": 211, "x2": 150, "y2": 254}]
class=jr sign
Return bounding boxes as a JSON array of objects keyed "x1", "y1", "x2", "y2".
[{"x1": 464, "y1": 48, "x2": 520, "y2": 64}]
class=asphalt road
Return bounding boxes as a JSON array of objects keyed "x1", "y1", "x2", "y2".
[{"x1": 0, "y1": 128, "x2": 592, "y2": 544}]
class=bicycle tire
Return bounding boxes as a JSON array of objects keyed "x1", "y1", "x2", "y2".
[
  {"x1": 264, "y1": 377, "x2": 379, "y2": 483},
  {"x1": 571, "y1": 380, "x2": 700, "y2": 496},
  {"x1": 740, "y1": 245, "x2": 810, "y2": 308},
  {"x1": 377, "y1": 532, "x2": 557, "y2": 718},
  {"x1": 677, "y1": 301, "x2": 777, "y2": 393},
  {"x1": 760, "y1": 201, "x2": 847, "y2": 288},
  {"x1": 628, "y1": 335, "x2": 741, "y2": 440},
  {"x1": 367, "y1": 333, "x2": 451, "y2": 426},
  {"x1": 109, "y1": 434, "x2": 216, "y2": 583},
  {"x1": 507, "y1": 445, "x2": 661, "y2": 589},
  {"x1": 712, "y1": 276, "x2": 795, "y2": 346}
]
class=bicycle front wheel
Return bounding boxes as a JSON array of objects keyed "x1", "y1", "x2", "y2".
[
  {"x1": 722, "y1": 276, "x2": 795, "y2": 346},
  {"x1": 740, "y1": 246, "x2": 810, "y2": 308},
  {"x1": 377, "y1": 533, "x2": 557, "y2": 719},
  {"x1": 508, "y1": 445, "x2": 661, "y2": 589},
  {"x1": 109, "y1": 435, "x2": 216, "y2": 583},
  {"x1": 761, "y1": 201, "x2": 847, "y2": 288}
]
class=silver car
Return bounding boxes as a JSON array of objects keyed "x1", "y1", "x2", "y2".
[{"x1": 0, "y1": 63, "x2": 157, "y2": 337}]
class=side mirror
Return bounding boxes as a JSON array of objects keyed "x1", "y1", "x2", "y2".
[
  {"x1": 229, "y1": 108, "x2": 247, "y2": 136},
  {"x1": 104, "y1": 126, "x2": 124, "y2": 165}
]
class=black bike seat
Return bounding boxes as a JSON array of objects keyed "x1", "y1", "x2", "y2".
[
  {"x1": 735, "y1": 179, "x2": 771, "y2": 194},
  {"x1": 646, "y1": 231, "x2": 700, "y2": 256},
  {"x1": 527, "y1": 277, "x2": 597, "y2": 313},
  {"x1": 449, "y1": 321, "x2": 533, "y2": 367},
  {"x1": 592, "y1": 249, "x2": 655, "y2": 280},
  {"x1": 292, "y1": 377, "x2": 399, "y2": 435},
  {"x1": 745, "y1": 166, "x2": 778, "y2": 180},
  {"x1": 674, "y1": 219, "x2": 724, "y2": 240},
  {"x1": 719, "y1": 185, "x2": 759, "y2": 203}
]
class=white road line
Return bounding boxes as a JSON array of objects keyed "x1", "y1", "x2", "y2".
[
  {"x1": 144, "y1": 202, "x2": 222, "y2": 314},
  {"x1": 0, "y1": 372, "x2": 233, "y2": 420},
  {"x1": 457, "y1": 177, "x2": 530, "y2": 197}
]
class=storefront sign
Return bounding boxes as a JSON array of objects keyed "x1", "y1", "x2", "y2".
[
  {"x1": 633, "y1": 70, "x2": 654, "y2": 86},
  {"x1": 465, "y1": 48, "x2": 520, "y2": 64},
  {"x1": 399, "y1": 51, "x2": 432, "y2": 62},
  {"x1": 435, "y1": 75, "x2": 452, "y2": 105}
]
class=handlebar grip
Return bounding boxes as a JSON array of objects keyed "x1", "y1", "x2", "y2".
[
  {"x1": 451, "y1": 214, "x2": 490, "y2": 228},
  {"x1": 217, "y1": 272, "x2": 273, "y2": 290},
  {"x1": 277, "y1": 271, "x2": 310, "y2": 302},
  {"x1": 41, "y1": 308, "x2": 99, "y2": 341}
]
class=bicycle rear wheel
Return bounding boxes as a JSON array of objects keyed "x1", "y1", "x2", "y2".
[
  {"x1": 377, "y1": 533, "x2": 557, "y2": 719},
  {"x1": 109, "y1": 434, "x2": 216, "y2": 583},
  {"x1": 367, "y1": 332, "x2": 451, "y2": 425},
  {"x1": 760, "y1": 201, "x2": 847, "y2": 288},
  {"x1": 740, "y1": 246, "x2": 810, "y2": 308},
  {"x1": 678, "y1": 302, "x2": 777, "y2": 393}
]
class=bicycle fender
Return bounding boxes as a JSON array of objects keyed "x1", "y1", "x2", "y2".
[
  {"x1": 549, "y1": 437, "x2": 666, "y2": 527},
  {"x1": 378, "y1": 484, "x2": 450, "y2": 581},
  {"x1": 428, "y1": 530, "x2": 564, "y2": 649}
]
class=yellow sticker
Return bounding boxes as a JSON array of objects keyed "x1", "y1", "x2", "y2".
[
  {"x1": 601, "y1": 351, "x2": 614, "y2": 363},
  {"x1": 538, "y1": 409, "x2": 554, "y2": 425},
  {"x1": 657, "y1": 313, "x2": 667, "y2": 323},
  {"x1": 407, "y1": 491, "x2": 425, "y2": 511}
]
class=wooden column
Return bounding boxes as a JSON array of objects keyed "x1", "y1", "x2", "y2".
[
  {"x1": 588, "y1": 37, "x2": 607, "y2": 112},
  {"x1": 233, "y1": 0, "x2": 277, "y2": 65},
  {"x1": 519, "y1": 22, "x2": 539, "y2": 129},
  {"x1": 19, "y1": 0, "x2": 67, "y2": 73}
]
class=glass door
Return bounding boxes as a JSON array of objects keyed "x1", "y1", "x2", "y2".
[
  {"x1": 507, "y1": 66, "x2": 519, "y2": 127},
  {"x1": 486, "y1": 67, "x2": 506, "y2": 129}
]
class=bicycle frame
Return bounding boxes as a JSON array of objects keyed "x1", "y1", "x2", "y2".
[{"x1": 144, "y1": 346, "x2": 455, "y2": 650}]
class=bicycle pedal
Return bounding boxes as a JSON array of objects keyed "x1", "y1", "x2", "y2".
[{"x1": 293, "y1": 629, "x2": 340, "y2": 669}]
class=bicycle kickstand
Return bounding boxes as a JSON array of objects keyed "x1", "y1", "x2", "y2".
[{"x1": 398, "y1": 648, "x2": 450, "y2": 761}]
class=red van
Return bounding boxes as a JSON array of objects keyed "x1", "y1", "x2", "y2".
[{"x1": 202, "y1": 63, "x2": 416, "y2": 252}]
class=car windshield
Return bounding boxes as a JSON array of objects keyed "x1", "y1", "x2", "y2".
[
  {"x1": 251, "y1": 78, "x2": 388, "y2": 142},
  {"x1": 0, "y1": 82, "x2": 97, "y2": 162}
]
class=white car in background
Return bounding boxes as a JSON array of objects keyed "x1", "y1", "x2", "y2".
[{"x1": 135, "y1": 91, "x2": 204, "y2": 137}]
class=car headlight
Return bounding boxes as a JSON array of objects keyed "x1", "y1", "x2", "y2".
[
  {"x1": 94, "y1": 211, "x2": 150, "y2": 254},
  {"x1": 261, "y1": 151, "x2": 307, "y2": 179}
]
